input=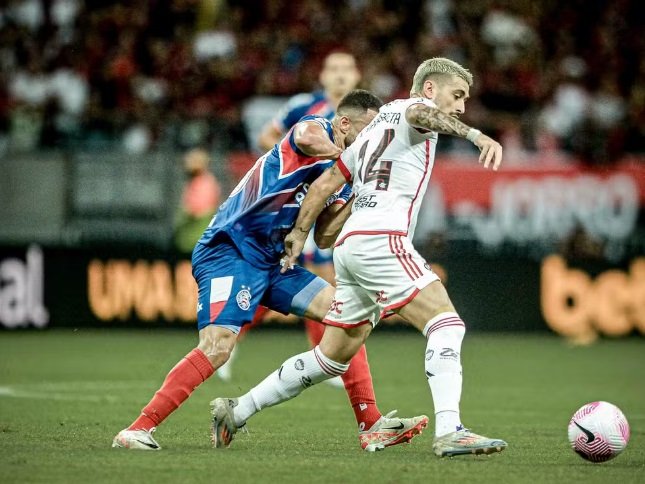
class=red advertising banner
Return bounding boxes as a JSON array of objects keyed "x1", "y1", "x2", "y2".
[{"x1": 431, "y1": 157, "x2": 645, "y2": 209}]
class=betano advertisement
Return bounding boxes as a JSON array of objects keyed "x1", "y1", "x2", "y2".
[{"x1": 1, "y1": 162, "x2": 643, "y2": 340}]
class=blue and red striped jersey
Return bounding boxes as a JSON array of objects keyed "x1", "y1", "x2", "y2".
[{"x1": 199, "y1": 115, "x2": 351, "y2": 269}]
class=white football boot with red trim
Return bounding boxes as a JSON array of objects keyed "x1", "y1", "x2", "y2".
[{"x1": 359, "y1": 410, "x2": 429, "y2": 452}]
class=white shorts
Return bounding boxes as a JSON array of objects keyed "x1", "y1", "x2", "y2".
[{"x1": 323, "y1": 233, "x2": 440, "y2": 327}]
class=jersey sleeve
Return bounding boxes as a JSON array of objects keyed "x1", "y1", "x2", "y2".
[
  {"x1": 324, "y1": 183, "x2": 353, "y2": 207},
  {"x1": 287, "y1": 115, "x2": 333, "y2": 155},
  {"x1": 337, "y1": 143, "x2": 358, "y2": 182}
]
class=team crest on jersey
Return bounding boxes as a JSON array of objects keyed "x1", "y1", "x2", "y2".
[
  {"x1": 236, "y1": 286, "x2": 252, "y2": 310},
  {"x1": 375, "y1": 290, "x2": 388, "y2": 303},
  {"x1": 329, "y1": 299, "x2": 344, "y2": 315}
]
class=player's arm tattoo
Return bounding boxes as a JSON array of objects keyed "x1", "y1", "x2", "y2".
[{"x1": 406, "y1": 104, "x2": 471, "y2": 138}]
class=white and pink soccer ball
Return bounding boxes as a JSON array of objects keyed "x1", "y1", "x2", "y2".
[{"x1": 568, "y1": 401, "x2": 630, "y2": 462}]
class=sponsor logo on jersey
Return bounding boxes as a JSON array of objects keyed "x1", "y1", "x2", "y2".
[
  {"x1": 354, "y1": 194, "x2": 378, "y2": 209},
  {"x1": 294, "y1": 183, "x2": 310, "y2": 205}
]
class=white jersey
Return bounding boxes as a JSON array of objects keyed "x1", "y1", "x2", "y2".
[{"x1": 335, "y1": 97, "x2": 438, "y2": 245}]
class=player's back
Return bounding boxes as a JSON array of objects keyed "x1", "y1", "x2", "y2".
[
  {"x1": 198, "y1": 116, "x2": 338, "y2": 268},
  {"x1": 336, "y1": 97, "x2": 439, "y2": 244}
]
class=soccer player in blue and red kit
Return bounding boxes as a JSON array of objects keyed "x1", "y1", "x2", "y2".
[
  {"x1": 251, "y1": 52, "x2": 361, "y2": 386},
  {"x1": 112, "y1": 90, "x2": 429, "y2": 452}
]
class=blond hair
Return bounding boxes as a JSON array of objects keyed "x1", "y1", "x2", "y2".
[{"x1": 410, "y1": 57, "x2": 473, "y2": 96}]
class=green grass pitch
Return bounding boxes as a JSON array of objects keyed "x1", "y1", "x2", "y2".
[{"x1": 0, "y1": 329, "x2": 643, "y2": 483}]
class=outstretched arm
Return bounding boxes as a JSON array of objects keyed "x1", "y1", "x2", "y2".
[
  {"x1": 281, "y1": 164, "x2": 347, "y2": 272},
  {"x1": 406, "y1": 103, "x2": 503, "y2": 170}
]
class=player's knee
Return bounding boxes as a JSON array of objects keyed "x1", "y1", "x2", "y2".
[
  {"x1": 198, "y1": 326, "x2": 237, "y2": 367},
  {"x1": 319, "y1": 325, "x2": 369, "y2": 364},
  {"x1": 200, "y1": 340, "x2": 235, "y2": 367},
  {"x1": 316, "y1": 349, "x2": 352, "y2": 370},
  {"x1": 318, "y1": 342, "x2": 355, "y2": 365}
]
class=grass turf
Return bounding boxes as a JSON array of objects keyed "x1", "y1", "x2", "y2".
[{"x1": 0, "y1": 329, "x2": 643, "y2": 483}]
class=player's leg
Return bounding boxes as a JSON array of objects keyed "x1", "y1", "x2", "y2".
[
  {"x1": 270, "y1": 263, "x2": 386, "y2": 430},
  {"x1": 318, "y1": 251, "x2": 429, "y2": 452},
  {"x1": 213, "y1": 251, "x2": 427, "y2": 451},
  {"x1": 111, "y1": 329, "x2": 217, "y2": 450},
  {"x1": 395, "y1": 281, "x2": 464, "y2": 434},
  {"x1": 300, "y1": 275, "x2": 385, "y2": 429},
  {"x1": 216, "y1": 306, "x2": 270, "y2": 381},
  {"x1": 113, "y1": 241, "x2": 267, "y2": 450},
  {"x1": 212, "y1": 320, "x2": 371, "y2": 448},
  {"x1": 389, "y1": 236, "x2": 506, "y2": 456},
  {"x1": 300, "y1": 240, "x2": 344, "y2": 385},
  {"x1": 211, "y1": 262, "x2": 372, "y2": 448}
]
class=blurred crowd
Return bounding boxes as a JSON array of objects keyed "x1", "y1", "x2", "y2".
[{"x1": 1, "y1": 0, "x2": 643, "y2": 164}]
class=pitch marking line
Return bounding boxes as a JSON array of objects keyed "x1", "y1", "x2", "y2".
[{"x1": 0, "y1": 380, "x2": 156, "y2": 403}]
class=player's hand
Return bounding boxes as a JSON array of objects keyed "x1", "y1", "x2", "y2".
[
  {"x1": 473, "y1": 133, "x2": 503, "y2": 171},
  {"x1": 281, "y1": 230, "x2": 307, "y2": 273}
]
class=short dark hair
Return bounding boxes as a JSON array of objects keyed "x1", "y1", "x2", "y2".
[{"x1": 337, "y1": 89, "x2": 383, "y2": 116}]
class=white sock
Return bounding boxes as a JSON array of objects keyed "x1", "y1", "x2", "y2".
[
  {"x1": 234, "y1": 346, "x2": 348, "y2": 426},
  {"x1": 217, "y1": 345, "x2": 237, "y2": 382},
  {"x1": 435, "y1": 411, "x2": 462, "y2": 436},
  {"x1": 423, "y1": 312, "x2": 466, "y2": 436}
]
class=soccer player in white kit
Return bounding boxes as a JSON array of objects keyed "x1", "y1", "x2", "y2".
[{"x1": 212, "y1": 58, "x2": 507, "y2": 456}]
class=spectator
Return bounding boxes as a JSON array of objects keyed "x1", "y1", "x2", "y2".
[
  {"x1": 174, "y1": 148, "x2": 221, "y2": 254},
  {"x1": 0, "y1": 0, "x2": 641, "y2": 159}
]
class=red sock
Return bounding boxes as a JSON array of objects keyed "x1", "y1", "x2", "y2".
[
  {"x1": 128, "y1": 348, "x2": 214, "y2": 431},
  {"x1": 304, "y1": 319, "x2": 381, "y2": 430},
  {"x1": 343, "y1": 345, "x2": 381, "y2": 430}
]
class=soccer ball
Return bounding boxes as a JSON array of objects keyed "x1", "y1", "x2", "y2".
[{"x1": 567, "y1": 401, "x2": 630, "y2": 462}]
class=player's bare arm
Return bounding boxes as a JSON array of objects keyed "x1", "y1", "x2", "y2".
[
  {"x1": 314, "y1": 195, "x2": 355, "y2": 249},
  {"x1": 257, "y1": 122, "x2": 283, "y2": 152},
  {"x1": 405, "y1": 104, "x2": 503, "y2": 170},
  {"x1": 293, "y1": 121, "x2": 343, "y2": 159},
  {"x1": 281, "y1": 164, "x2": 347, "y2": 272}
]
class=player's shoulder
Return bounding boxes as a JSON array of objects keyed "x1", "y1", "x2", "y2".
[
  {"x1": 383, "y1": 97, "x2": 436, "y2": 110},
  {"x1": 296, "y1": 114, "x2": 333, "y2": 130},
  {"x1": 407, "y1": 97, "x2": 437, "y2": 110}
]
